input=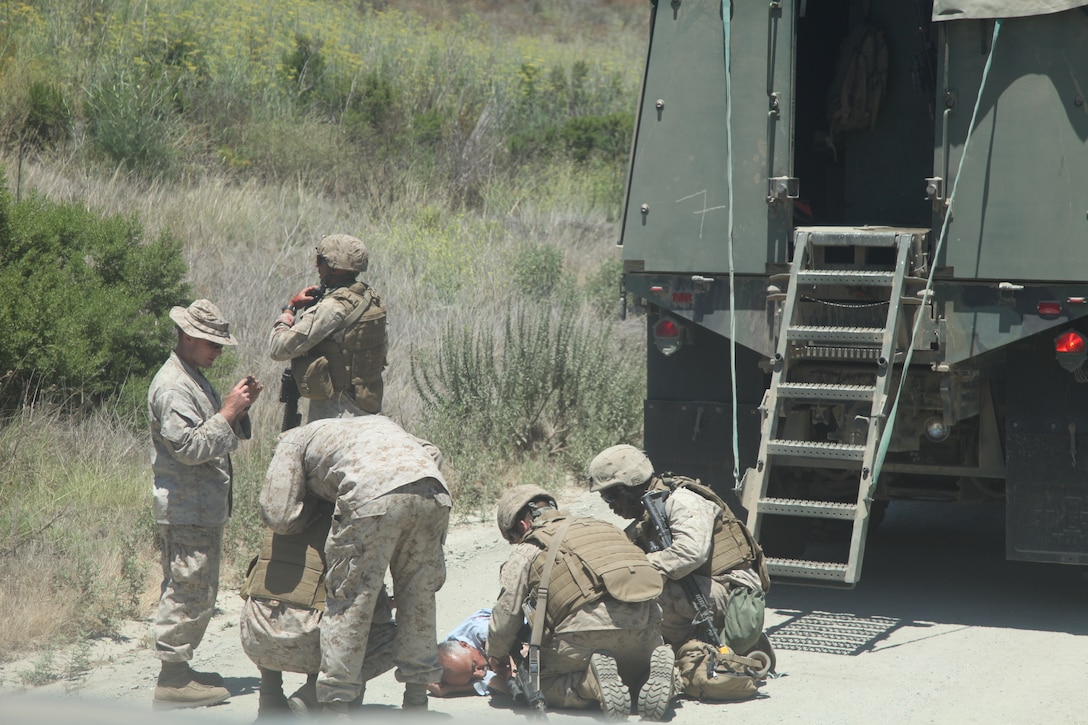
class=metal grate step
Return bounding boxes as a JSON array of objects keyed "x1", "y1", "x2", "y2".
[
  {"x1": 786, "y1": 326, "x2": 885, "y2": 344},
  {"x1": 793, "y1": 345, "x2": 883, "y2": 361},
  {"x1": 776, "y1": 382, "x2": 876, "y2": 401},
  {"x1": 796, "y1": 270, "x2": 894, "y2": 286},
  {"x1": 766, "y1": 557, "x2": 850, "y2": 582},
  {"x1": 766, "y1": 440, "x2": 866, "y2": 460},
  {"x1": 757, "y1": 497, "x2": 857, "y2": 519}
]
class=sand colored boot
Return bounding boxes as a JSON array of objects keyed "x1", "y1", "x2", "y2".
[
  {"x1": 586, "y1": 652, "x2": 631, "y2": 720},
  {"x1": 637, "y1": 644, "x2": 676, "y2": 721},
  {"x1": 153, "y1": 661, "x2": 230, "y2": 710}
]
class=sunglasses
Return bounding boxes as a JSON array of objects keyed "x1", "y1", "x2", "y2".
[
  {"x1": 600, "y1": 488, "x2": 623, "y2": 504},
  {"x1": 189, "y1": 334, "x2": 224, "y2": 351}
]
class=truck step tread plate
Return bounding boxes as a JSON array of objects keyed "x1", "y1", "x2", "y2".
[
  {"x1": 794, "y1": 346, "x2": 883, "y2": 360},
  {"x1": 795, "y1": 270, "x2": 894, "y2": 286},
  {"x1": 786, "y1": 325, "x2": 885, "y2": 344},
  {"x1": 766, "y1": 440, "x2": 866, "y2": 460},
  {"x1": 757, "y1": 497, "x2": 857, "y2": 519},
  {"x1": 776, "y1": 382, "x2": 876, "y2": 401},
  {"x1": 765, "y1": 558, "x2": 850, "y2": 582}
]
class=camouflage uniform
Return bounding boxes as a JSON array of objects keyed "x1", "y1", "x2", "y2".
[
  {"x1": 269, "y1": 235, "x2": 387, "y2": 421},
  {"x1": 149, "y1": 350, "x2": 251, "y2": 663},
  {"x1": 240, "y1": 579, "x2": 397, "y2": 682},
  {"x1": 487, "y1": 511, "x2": 664, "y2": 709},
  {"x1": 261, "y1": 415, "x2": 451, "y2": 705},
  {"x1": 633, "y1": 485, "x2": 763, "y2": 646}
]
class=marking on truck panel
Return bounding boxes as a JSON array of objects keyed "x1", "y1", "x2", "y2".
[
  {"x1": 767, "y1": 610, "x2": 904, "y2": 656},
  {"x1": 675, "y1": 190, "x2": 725, "y2": 239}
]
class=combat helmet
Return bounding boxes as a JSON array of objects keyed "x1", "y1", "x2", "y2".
[
  {"x1": 588, "y1": 444, "x2": 653, "y2": 492},
  {"x1": 496, "y1": 484, "x2": 556, "y2": 543},
  {"x1": 316, "y1": 234, "x2": 369, "y2": 273}
]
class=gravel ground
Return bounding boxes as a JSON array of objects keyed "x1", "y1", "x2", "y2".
[{"x1": 2, "y1": 491, "x2": 1085, "y2": 725}]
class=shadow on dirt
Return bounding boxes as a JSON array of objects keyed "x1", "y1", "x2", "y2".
[{"x1": 765, "y1": 499, "x2": 1088, "y2": 654}]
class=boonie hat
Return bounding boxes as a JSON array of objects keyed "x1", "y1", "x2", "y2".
[
  {"x1": 169, "y1": 299, "x2": 239, "y2": 346},
  {"x1": 316, "y1": 234, "x2": 369, "y2": 273}
]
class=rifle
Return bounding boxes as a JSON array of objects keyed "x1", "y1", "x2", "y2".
[
  {"x1": 279, "y1": 368, "x2": 302, "y2": 432},
  {"x1": 641, "y1": 489, "x2": 768, "y2": 678},
  {"x1": 507, "y1": 643, "x2": 547, "y2": 720},
  {"x1": 642, "y1": 489, "x2": 722, "y2": 648}
]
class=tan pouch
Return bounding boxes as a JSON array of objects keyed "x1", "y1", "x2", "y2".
[{"x1": 292, "y1": 354, "x2": 335, "y2": 400}]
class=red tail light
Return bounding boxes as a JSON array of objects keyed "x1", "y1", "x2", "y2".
[
  {"x1": 653, "y1": 317, "x2": 683, "y2": 356},
  {"x1": 1055, "y1": 331, "x2": 1085, "y2": 354}
]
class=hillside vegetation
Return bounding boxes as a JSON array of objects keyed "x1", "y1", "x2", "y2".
[{"x1": 0, "y1": 0, "x2": 651, "y2": 668}]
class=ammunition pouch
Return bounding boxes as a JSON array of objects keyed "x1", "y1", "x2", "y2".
[{"x1": 291, "y1": 354, "x2": 335, "y2": 401}]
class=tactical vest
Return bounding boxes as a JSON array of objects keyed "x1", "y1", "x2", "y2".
[
  {"x1": 642, "y1": 475, "x2": 770, "y2": 591},
  {"x1": 525, "y1": 512, "x2": 663, "y2": 627},
  {"x1": 298, "y1": 282, "x2": 387, "y2": 413},
  {"x1": 240, "y1": 515, "x2": 331, "y2": 611}
]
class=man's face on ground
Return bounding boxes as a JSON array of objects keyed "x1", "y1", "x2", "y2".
[{"x1": 440, "y1": 640, "x2": 489, "y2": 688}]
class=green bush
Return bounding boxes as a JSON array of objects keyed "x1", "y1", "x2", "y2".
[
  {"x1": 85, "y1": 72, "x2": 180, "y2": 175},
  {"x1": 22, "y1": 81, "x2": 72, "y2": 151},
  {"x1": 512, "y1": 243, "x2": 565, "y2": 297},
  {"x1": 411, "y1": 301, "x2": 644, "y2": 480},
  {"x1": 0, "y1": 175, "x2": 191, "y2": 410}
]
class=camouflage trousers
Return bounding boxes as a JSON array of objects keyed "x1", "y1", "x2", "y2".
[
  {"x1": 240, "y1": 597, "x2": 397, "y2": 681},
  {"x1": 318, "y1": 485, "x2": 449, "y2": 703},
  {"x1": 154, "y1": 524, "x2": 223, "y2": 663},
  {"x1": 539, "y1": 624, "x2": 662, "y2": 709}
]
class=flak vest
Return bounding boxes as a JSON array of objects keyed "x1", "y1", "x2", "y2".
[
  {"x1": 641, "y1": 476, "x2": 771, "y2": 592},
  {"x1": 241, "y1": 515, "x2": 331, "y2": 611},
  {"x1": 294, "y1": 282, "x2": 387, "y2": 413},
  {"x1": 525, "y1": 511, "x2": 663, "y2": 628}
]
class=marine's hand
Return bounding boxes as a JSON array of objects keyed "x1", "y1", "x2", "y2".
[
  {"x1": 243, "y1": 375, "x2": 265, "y2": 405},
  {"x1": 289, "y1": 285, "x2": 321, "y2": 310},
  {"x1": 221, "y1": 377, "x2": 258, "y2": 422},
  {"x1": 490, "y1": 656, "x2": 512, "y2": 680}
]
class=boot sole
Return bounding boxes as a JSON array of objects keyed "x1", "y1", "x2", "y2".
[
  {"x1": 153, "y1": 690, "x2": 230, "y2": 710},
  {"x1": 638, "y1": 644, "x2": 675, "y2": 721},
  {"x1": 589, "y1": 652, "x2": 630, "y2": 720}
]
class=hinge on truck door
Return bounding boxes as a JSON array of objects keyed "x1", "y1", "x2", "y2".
[{"x1": 767, "y1": 176, "x2": 798, "y2": 204}]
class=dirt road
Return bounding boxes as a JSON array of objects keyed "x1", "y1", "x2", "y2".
[{"x1": 2, "y1": 490, "x2": 1085, "y2": 724}]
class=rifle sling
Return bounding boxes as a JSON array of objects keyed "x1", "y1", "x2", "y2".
[{"x1": 526, "y1": 517, "x2": 573, "y2": 701}]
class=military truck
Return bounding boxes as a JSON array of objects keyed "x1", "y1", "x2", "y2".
[{"x1": 619, "y1": 0, "x2": 1088, "y2": 586}]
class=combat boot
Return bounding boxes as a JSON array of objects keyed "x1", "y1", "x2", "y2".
[
  {"x1": 322, "y1": 700, "x2": 352, "y2": 721},
  {"x1": 153, "y1": 661, "x2": 230, "y2": 710},
  {"x1": 257, "y1": 668, "x2": 290, "y2": 717},
  {"x1": 287, "y1": 674, "x2": 319, "y2": 716},
  {"x1": 637, "y1": 644, "x2": 676, "y2": 721},
  {"x1": 186, "y1": 664, "x2": 224, "y2": 686},
  {"x1": 587, "y1": 652, "x2": 630, "y2": 720},
  {"x1": 403, "y1": 681, "x2": 429, "y2": 710}
]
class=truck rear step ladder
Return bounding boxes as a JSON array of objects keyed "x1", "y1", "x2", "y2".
[{"x1": 743, "y1": 227, "x2": 921, "y2": 587}]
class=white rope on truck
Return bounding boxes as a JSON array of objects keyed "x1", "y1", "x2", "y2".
[{"x1": 873, "y1": 18, "x2": 1004, "y2": 485}]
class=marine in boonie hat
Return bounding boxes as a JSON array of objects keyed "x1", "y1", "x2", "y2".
[{"x1": 169, "y1": 299, "x2": 239, "y2": 346}]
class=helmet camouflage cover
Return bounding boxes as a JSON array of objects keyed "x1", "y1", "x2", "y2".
[
  {"x1": 496, "y1": 484, "x2": 556, "y2": 543},
  {"x1": 588, "y1": 444, "x2": 653, "y2": 492},
  {"x1": 316, "y1": 234, "x2": 369, "y2": 272}
]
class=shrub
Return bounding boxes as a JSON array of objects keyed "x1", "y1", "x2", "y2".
[
  {"x1": 22, "y1": 81, "x2": 72, "y2": 151},
  {"x1": 85, "y1": 72, "x2": 180, "y2": 175},
  {"x1": 411, "y1": 301, "x2": 644, "y2": 483},
  {"x1": 0, "y1": 178, "x2": 191, "y2": 411},
  {"x1": 512, "y1": 243, "x2": 565, "y2": 298}
]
